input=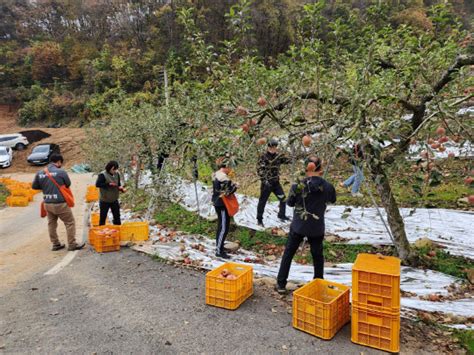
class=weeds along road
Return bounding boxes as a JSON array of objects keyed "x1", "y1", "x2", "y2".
[{"x1": 0, "y1": 173, "x2": 382, "y2": 354}]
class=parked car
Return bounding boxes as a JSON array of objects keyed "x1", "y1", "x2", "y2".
[
  {"x1": 0, "y1": 133, "x2": 29, "y2": 150},
  {"x1": 27, "y1": 144, "x2": 60, "y2": 165},
  {"x1": 0, "y1": 146, "x2": 13, "y2": 168}
]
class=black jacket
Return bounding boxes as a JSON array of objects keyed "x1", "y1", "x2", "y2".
[
  {"x1": 287, "y1": 176, "x2": 336, "y2": 238},
  {"x1": 349, "y1": 144, "x2": 364, "y2": 165},
  {"x1": 212, "y1": 170, "x2": 238, "y2": 208},
  {"x1": 257, "y1": 152, "x2": 290, "y2": 183}
]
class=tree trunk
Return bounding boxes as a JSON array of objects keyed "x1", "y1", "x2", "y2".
[{"x1": 368, "y1": 160, "x2": 414, "y2": 264}]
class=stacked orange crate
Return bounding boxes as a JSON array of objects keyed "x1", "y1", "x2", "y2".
[{"x1": 351, "y1": 254, "x2": 401, "y2": 353}]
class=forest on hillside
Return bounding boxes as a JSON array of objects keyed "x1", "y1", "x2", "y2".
[{"x1": 0, "y1": 0, "x2": 472, "y2": 125}]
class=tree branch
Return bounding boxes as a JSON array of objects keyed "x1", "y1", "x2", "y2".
[{"x1": 273, "y1": 91, "x2": 350, "y2": 111}]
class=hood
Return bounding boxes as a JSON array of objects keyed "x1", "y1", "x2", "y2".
[
  {"x1": 0, "y1": 154, "x2": 9, "y2": 161},
  {"x1": 304, "y1": 176, "x2": 325, "y2": 194},
  {"x1": 213, "y1": 170, "x2": 230, "y2": 182},
  {"x1": 28, "y1": 152, "x2": 48, "y2": 160}
]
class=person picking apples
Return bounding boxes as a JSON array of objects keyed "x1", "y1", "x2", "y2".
[
  {"x1": 211, "y1": 159, "x2": 238, "y2": 259},
  {"x1": 95, "y1": 160, "x2": 126, "y2": 226},
  {"x1": 276, "y1": 156, "x2": 336, "y2": 294},
  {"x1": 256, "y1": 138, "x2": 291, "y2": 227}
]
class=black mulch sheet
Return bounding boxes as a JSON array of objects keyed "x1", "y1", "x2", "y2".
[{"x1": 19, "y1": 130, "x2": 51, "y2": 144}]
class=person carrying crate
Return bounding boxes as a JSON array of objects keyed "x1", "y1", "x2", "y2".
[
  {"x1": 276, "y1": 156, "x2": 336, "y2": 294},
  {"x1": 95, "y1": 161, "x2": 126, "y2": 226}
]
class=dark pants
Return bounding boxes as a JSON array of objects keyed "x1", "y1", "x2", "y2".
[
  {"x1": 277, "y1": 229, "x2": 324, "y2": 287},
  {"x1": 215, "y1": 206, "x2": 230, "y2": 253},
  {"x1": 99, "y1": 200, "x2": 121, "y2": 226},
  {"x1": 257, "y1": 181, "x2": 286, "y2": 221}
]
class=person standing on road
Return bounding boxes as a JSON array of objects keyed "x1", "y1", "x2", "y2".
[
  {"x1": 32, "y1": 154, "x2": 85, "y2": 251},
  {"x1": 95, "y1": 161, "x2": 125, "y2": 226},
  {"x1": 276, "y1": 156, "x2": 336, "y2": 294},
  {"x1": 256, "y1": 139, "x2": 291, "y2": 227},
  {"x1": 212, "y1": 161, "x2": 238, "y2": 259}
]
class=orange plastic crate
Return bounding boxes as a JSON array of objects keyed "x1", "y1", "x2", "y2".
[
  {"x1": 351, "y1": 306, "x2": 400, "y2": 353},
  {"x1": 85, "y1": 188, "x2": 99, "y2": 202},
  {"x1": 352, "y1": 254, "x2": 400, "y2": 314},
  {"x1": 89, "y1": 226, "x2": 120, "y2": 253},
  {"x1": 293, "y1": 279, "x2": 350, "y2": 340},
  {"x1": 90, "y1": 212, "x2": 100, "y2": 227},
  {"x1": 120, "y1": 221, "x2": 149, "y2": 242},
  {"x1": 6, "y1": 196, "x2": 29, "y2": 207},
  {"x1": 206, "y1": 262, "x2": 253, "y2": 310}
]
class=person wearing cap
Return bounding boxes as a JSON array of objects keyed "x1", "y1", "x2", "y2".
[
  {"x1": 256, "y1": 138, "x2": 291, "y2": 227},
  {"x1": 276, "y1": 156, "x2": 336, "y2": 294},
  {"x1": 211, "y1": 160, "x2": 238, "y2": 259}
]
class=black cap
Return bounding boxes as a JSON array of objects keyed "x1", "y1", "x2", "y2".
[{"x1": 268, "y1": 138, "x2": 279, "y2": 147}]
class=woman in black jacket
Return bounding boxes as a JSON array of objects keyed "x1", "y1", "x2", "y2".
[
  {"x1": 211, "y1": 163, "x2": 238, "y2": 259},
  {"x1": 95, "y1": 161, "x2": 126, "y2": 225}
]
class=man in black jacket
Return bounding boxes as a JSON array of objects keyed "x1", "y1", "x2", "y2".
[
  {"x1": 276, "y1": 156, "x2": 336, "y2": 294},
  {"x1": 256, "y1": 139, "x2": 291, "y2": 227}
]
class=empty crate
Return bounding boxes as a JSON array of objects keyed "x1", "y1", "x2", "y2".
[
  {"x1": 120, "y1": 221, "x2": 149, "y2": 242},
  {"x1": 352, "y1": 253, "x2": 400, "y2": 313},
  {"x1": 293, "y1": 279, "x2": 350, "y2": 340}
]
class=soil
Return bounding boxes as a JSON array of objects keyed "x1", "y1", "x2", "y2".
[{"x1": 0, "y1": 105, "x2": 86, "y2": 174}]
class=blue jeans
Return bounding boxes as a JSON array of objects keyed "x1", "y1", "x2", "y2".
[{"x1": 343, "y1": 165, "x2": 364, "y2": 193}]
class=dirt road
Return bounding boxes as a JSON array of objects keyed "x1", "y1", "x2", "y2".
[{"x1": 0, "y1": 172, "x2": 93, "y2": 292}]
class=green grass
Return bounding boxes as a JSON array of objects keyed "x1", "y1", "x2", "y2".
[
  {"x1": 0, "y1": 183, "x2": 8, "y2": 207},
  {"x1": 154, "y1": 202, "x2": 392, "y2": 263},
  {"x1": 414, "y1": 246, "x2": 474, "y2": 279},
  {"x1": 453, "y1": 329, "x2": 474, "y2": 354},
  {"x1": 153, "y1": 202, "x2": 473, "y2": 278}
]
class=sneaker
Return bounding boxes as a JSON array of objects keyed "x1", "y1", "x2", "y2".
[
  {"x1": 68, "y1": 242, "x2": 85, "y2": 251},
  {"x1": 278, "y1": 216, "x2": 291, "y2": 222},
  {"x1": 52, "y1": 243, "x2": 65, "y2": 251},
  {"x1": 351, "y1": 192, "x2": 364, "y2": 198},
  {"x1": 215, "y1": 251, "x2": 231, "y2": 259},
  {"x1": 257, "y1": 220, "x2": 265, "y2": 228},
  {"x1": 275, "y1": 284, "x2": 287, "y2": 295}
]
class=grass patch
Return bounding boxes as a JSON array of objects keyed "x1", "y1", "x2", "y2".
[
  {"x1": 0, "y1": 183, "x2": 8, "y2": 207},
  {"x1": 414, "y1": 246, "x2": 473, "y2": 280},
  {"x1": 453, "y1": 329, "x2": 474, "y2": 354},
  {"x1": 154, "y1": 202, "x2": 395, "y2": 264}
]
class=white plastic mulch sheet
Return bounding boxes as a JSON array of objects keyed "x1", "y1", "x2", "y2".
[
  {"x1": 163, "y1": 176, "x2": 474, "y2": 259},
  {"x1": 132, "y1": 229, "x2": 474, "y2": 321}
]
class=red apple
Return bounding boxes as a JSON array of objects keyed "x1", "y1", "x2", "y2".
[
  {"x1": 241, "y1": 123, "x2": 249, "y2": 133},
  {"x1": 468, "y1": 195, "x2": 474, "y2": 205},
  {"x1": 302, "y1": 135, "x2": 312, "y2": 147},
  {"x1": 307, "y1": 162, "x2": 316, "y2": 172},
  {"x1": 236, "y1": 106, "x2": 249, "y2": 116},
  {"x1": 439, "y1": 136, "x2": 449, "y2": 143},
  {"x1": 257, "y1": 97, "x2": 267, "y2": 107},
  {"x1": 465, "y1": 177, "x2": 474, "y2": 185},
  {"x1": 436, "y1": 126, "x2": 446, "y2": 136},
  {"x1": 256, "y1": 137, "x2": 267, "y2": 146}
]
